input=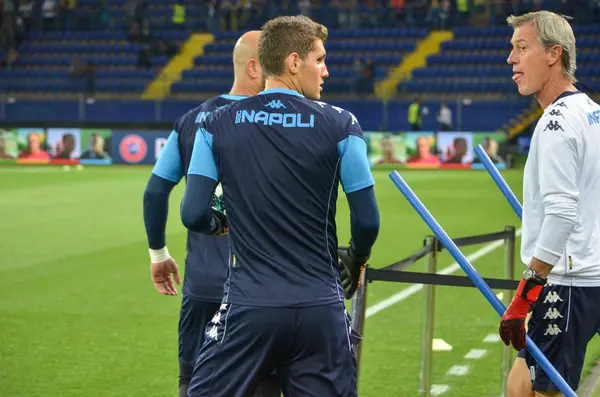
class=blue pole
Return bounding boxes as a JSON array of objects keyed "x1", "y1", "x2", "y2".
[
  {"x1": 474, "y1": 145, "x2": 522, "y2": 219},
  {"x1": 389, "y1": 170, "x2": 577, "y2": 397}
]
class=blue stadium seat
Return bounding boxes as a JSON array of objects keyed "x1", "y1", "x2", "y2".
[{"x1": 12, "y1": 18, "x2": 600, "y2": 99}]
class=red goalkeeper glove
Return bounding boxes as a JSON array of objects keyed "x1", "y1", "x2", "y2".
[{"x1": 499, "y1": 269, "x2": 546, "y2": 351}]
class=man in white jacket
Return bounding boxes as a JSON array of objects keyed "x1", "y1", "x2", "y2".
[{"x1": 503, "y1": 10, "x2": 600, "y2": 397}]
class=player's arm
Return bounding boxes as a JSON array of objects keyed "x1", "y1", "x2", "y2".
[
  {"x1": 337, "y1": 131, "x2": 380, "y2": 299},
  {"x1": 499, "y1": 114, "x2": 580, "y2": 351},
  {"x1": 180, "y1": 128, "x2": 227, "y2": 235},
  {"x1": 143, "y1": 129, "x2": 184, "y2": 295},
  {"x1": 531, "y1": 117, "x2": 580, "y2": 276},
  {"x1": 144, "y1": 175, "x2": 177, "y2": 251},
  {"x1": 143, "y1": 129, "x2": 184, "y2": 254}
]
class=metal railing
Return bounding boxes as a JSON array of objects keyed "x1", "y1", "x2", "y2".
[{"x1": 351, "y1": 225, "x2": 517, "y2": 397}]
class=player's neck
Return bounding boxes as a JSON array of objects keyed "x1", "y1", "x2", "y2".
[
  {"x1": 229, "y1": 80, "x2": 260, "y2": 97},
  {"x1": 535, "y1": 74, "x2": 577, "y2": 109},
  {"x1": 265, "y1": 77, "x2": 302, "y2": 96}
]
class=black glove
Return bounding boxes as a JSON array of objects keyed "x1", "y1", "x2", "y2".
[
  {"x1": 338, "y1": 243, "x2": 370, "y2": 299},
  {"x1": 211, "y1": 209, "x2": 228, "y2": 235}
]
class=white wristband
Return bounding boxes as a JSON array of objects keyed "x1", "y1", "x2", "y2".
[{"x1": 149, "y1": 246, "x2": 171, "y2": 263}]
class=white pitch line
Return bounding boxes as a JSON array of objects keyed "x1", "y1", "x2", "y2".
[
  {"x1": 365, "y1": 228, "x2": 522, "y2": 318},
  {"x1": 447, "y1": 365, "x2": 470, "y2": 376},
  {"x1": 483, "y1": 333, "x2": 501, "y2": 343},
  {"x1": 464, "y1": 349, "x2": 488, "y2": 360},
  {"x1": 430, "y1": 385, "x2": 451, "y2": 396}
]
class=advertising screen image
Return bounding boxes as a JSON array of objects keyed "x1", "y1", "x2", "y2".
[
  {"x1": 367, "y1": 132, "x2": 406, "y2": 166},
  {"x1": 47, "y1": 128, "x2": 82, "y2": 163},
  {"x1": 437, "y1": 132, "x2": 474, "y2": 166},
  {"x1": 0, "y1": 129, "x2": 19, "y2": 161},
  {"x1": 471, "y1": 132, "x2": 507, "y2": 166},
  {"x1": 404, "y1": 132, "x2": 439, "y2": 167},
  {"x1": 16, "y1": 128, "x2": 50, "y2": 163},
  {"x1": 80, "y1": 129, "x2": 112, "y2": 165}
]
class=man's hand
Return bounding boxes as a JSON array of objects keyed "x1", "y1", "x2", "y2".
[
  {"x1": 499, "y1": 274, "x2": 545, "y2": 351},
  {"x1": 151, "y1": 258, "x2": 181, "y2": 296},
  {"x1": 338, "y1": 243, "x2": 370, "y2": 299},
  {"x1": 149, "y1": 247, "x2": 181, "y2": 296}
]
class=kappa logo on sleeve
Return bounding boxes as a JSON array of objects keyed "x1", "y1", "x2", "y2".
[{"x1": 543, "y1": 120, "x2": 564, "y2": 131}]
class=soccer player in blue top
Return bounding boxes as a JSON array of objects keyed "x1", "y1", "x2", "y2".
[
  {"x1": 142, "y1": 31, "x2": 281, "y2": 397},
  {"x1": 180, "y1": 15, "x2": 380, "y2": 397}
]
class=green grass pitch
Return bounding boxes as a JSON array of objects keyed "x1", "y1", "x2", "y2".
[{"x1": 1, "y1": 165, "x2": 599, "y2": 397}]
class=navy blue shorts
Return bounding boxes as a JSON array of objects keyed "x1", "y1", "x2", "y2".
[
  {"x1": 187, "y1": 302, "x2": 359, "y2": 397},
  {"x1": 517, "y1": 283, "x2": 600, "y2": 392},
  {"x1": 178, "y1": 295, "x2": 221, "y2": 371}
]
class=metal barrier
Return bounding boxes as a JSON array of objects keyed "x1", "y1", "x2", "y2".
[
  {"x1": 390, "y1": 169, "x2": 576, "y2": 396},
  {"x1": 351, "y1": 226, "x2": 517, "y2": 397}
]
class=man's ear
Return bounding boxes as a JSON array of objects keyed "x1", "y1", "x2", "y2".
[
  {"x1": 246, "y1": 59, "x2": 260, "y2": 79},
  {"x1": 286, "y1": 52, "x2": 301, "y2": 75},
  {"x1": 547, "y1": 44, "x2": 563, "y2": 67}
]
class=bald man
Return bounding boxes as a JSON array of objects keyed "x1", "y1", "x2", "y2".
[{"x1": 142, "y1": 31, "x2": 279, "y2": 397}]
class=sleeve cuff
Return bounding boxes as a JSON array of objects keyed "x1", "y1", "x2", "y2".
[
  {"x1": 344, "y1": 178, "x2": 374, "y2": 194},
  {"x1": 533, "y1": 245, "x2": 561, "y2": 266}
]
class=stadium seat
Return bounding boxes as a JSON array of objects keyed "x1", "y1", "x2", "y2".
[
  {"x1": 175, "y1": 26, "x2": 420, "y2": 95},
  {"x1": 402, "y1": 24, "x2": 600, "y2": 98}
]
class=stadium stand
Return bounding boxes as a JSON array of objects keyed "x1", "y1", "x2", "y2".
[
  {"x1": 0, "y1": 0, "x2": 192, "y2": 97},
  {"x1": 2, "y1": 30, "x2": 167, "y2": 95},
  {"x1": 0, "y1": 0, "x2": 598, "y2": 133},
  {"x1": 171, "y1": 27, "x2": 426, "y2": 96},
  {"x1": 404, "y1": 24, "x2": 600, "y2": 96}
]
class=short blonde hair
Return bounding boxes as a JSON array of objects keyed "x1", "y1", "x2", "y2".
[
  {"x1": 259, "y1": 15, "x2": 328, "y2": 77},
  {"x1": 507, "y1": 11, "x2": 577, "y2": 83}
]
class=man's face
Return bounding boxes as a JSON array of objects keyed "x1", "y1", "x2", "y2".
[
  {"x1": 417, "y1": 137, "x2": 430, "y2": 157},
  {"x1": 28, "y1": 133, "x2": 41, "y2": 153},
  {"x1": 91, "y1": 134, "x2": 101, "y2": 152},
  {"x1": 298, "y1": 39, "x2": 329, "y2": 100},
  {"x1": 381, "y1": 138, "x2": 394, "y2": 156},
  {"x1": 486, "y1": 139, "x2": 498, "y2": 156},
  {"x1": 63, "y1": 135, "x2": 75, "y2": 151},
  {"x1": 507, "y1": 22, "x2": 551, "y2": 96},
  {"x1": 455, "y1": 139, "x2": 467, "y2": 156}
]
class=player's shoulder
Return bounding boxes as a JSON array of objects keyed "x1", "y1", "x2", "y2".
[
  {"x1": 310, "y1": 100, "x2": 359, "y2": 127},
  {"x1": 547, "y1": 91, "x2": 599, "y2": 116},
  {"x1": 565, "y1": 92, "x2": 600, "y2": 126},
  {"x1": 199, "y1": 95, "x2": 234, "y2": 112},
  {"x1": 177, "y1": 95, "x2": 245, "y2": 130},
  {"x1": 173, "y1": 97, "x2": 216, "y2": 132},
  {"x1": 199, "y1": 96, "x2": 250, "y2": 130},
  {"x1": 537, "y1": 91, "x2": 596, "y2": 134}
]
